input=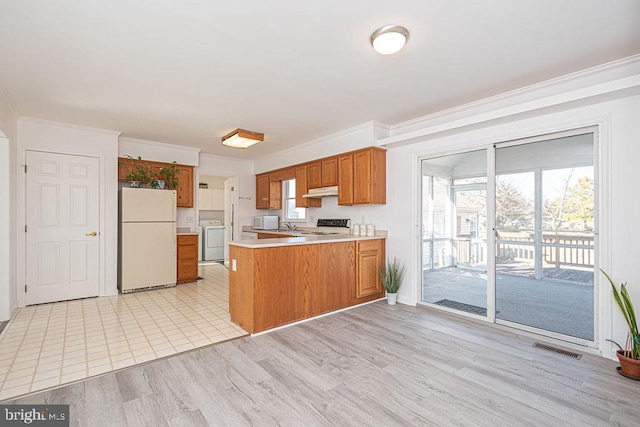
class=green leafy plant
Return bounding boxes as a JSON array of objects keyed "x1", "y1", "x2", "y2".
[
  {"x1": 379, "y1": 257, "x2": 406, "y2": 294},
  {"x1": 122, "y1": 155, "x2": 152, "y2": 185},
  {"x1": 601, "y1": 269, "x2": 639, "y2": 360},
  {"x1": 157, "y1": 161, "x2": 181, "y2": 190}
]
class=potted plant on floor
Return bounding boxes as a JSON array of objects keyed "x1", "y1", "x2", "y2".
[
  {"x1": 379, "y1": 257, "x2": 406, "y2": 305},
  {"x1": 601, "y1": 270, "x2": 640, "y2": 379}
]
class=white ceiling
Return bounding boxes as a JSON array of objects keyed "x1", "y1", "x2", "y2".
[{"x1": 1, "y1": 1, "x2": 639, "y2": 160}]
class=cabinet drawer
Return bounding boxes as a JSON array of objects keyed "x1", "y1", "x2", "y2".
[
  {"x1": 177, "y1": 259, "x2": 198, "y2": 282},
  {"x1": 357, "y1": 239, "x2": 380, "y2": 252},
  {"x1": 178, "y1": 244, "x2": 198, "y2": 260},
  {"x1": 177, "y1": 235, "x2": 198, "y2": 246}
]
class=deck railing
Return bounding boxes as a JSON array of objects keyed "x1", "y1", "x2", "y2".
[{"x1": 424, "y1": 232, "x2": 594, "y2": 270}]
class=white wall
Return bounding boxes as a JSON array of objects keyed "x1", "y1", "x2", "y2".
[
  {"x1": 17, "y1": 118, "x2": 120, "y2": 301},
  {"x1": 0, "y1": 86, "x2": 18, "y2": 321},
  {"x1": 198, "y1": 154, "x2": 254, "y2": 240}
]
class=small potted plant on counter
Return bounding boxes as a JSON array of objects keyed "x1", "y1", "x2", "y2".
[
  {"x1": 601, "y1": 269, "x2": 640, "y2": 380},
  {"x1": 379, "y1": 257, "x2": 406, "y2": 305}
]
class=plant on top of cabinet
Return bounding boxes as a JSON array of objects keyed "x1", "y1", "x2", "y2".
[
  {"x1": 157, "y1": 161, "x2": 181, "y2": 190},
  {"x1": 120, "y1": 155, "x2": 152, "y2": 187}
]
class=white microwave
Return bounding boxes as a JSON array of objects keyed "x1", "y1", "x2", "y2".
[{"x1": 253, "y1": 215, "x2": 279, "y2": 230}]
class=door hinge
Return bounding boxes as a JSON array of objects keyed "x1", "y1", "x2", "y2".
[
  {"x1": 24, "y1": 285, "x2": 27, "y2": 293},
  {"x1": 25, "y1": 225, "x2": 27, "y2": 232}
]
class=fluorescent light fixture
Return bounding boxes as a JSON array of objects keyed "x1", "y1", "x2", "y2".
[
  {"x1": 221, "y1": 128, "x2": 264, "y2": 149},
  {"x1": 370, "y1": 25, "x2": 409, "y2": 55}
]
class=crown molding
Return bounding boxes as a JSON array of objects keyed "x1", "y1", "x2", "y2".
[
  {"x1": 119, "y1": 136, "x2": 201, "y2": 153},
  {"x1": 380, "y1": 54, "x2": 640, "y2": 147},
  {"x1": 199, "y1": 152, "x2": 253, "y2": 164},
  {"x1": 18, "y1": 116, "x2": 121, "y2": 136},
  {"x1": 257, "y1": 120, "x2": 378, "y2": 164}
]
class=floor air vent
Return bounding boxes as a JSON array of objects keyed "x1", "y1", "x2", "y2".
[{"x1": 533, "y1": 342, "x2": 582, "y2": 359}]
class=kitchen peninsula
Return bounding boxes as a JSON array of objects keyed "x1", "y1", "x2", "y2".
[{"x1": 229, "y1": 234, "x2": 386, "y2": 334}]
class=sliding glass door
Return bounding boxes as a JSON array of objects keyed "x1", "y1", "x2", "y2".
[
  {"x1": 420, "y1": 131, "x2": 596, "y2": 344},
  {"x1": 421, "y1": 150, "x2": 488, "y2": 317},
  {"x1": 495, "y1": 133, "x2": 595, "y2": 341}
]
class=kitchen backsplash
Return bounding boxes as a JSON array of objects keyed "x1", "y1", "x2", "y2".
[{"x1": 177, "y1": 207, "x2": 196, "y2": 230}]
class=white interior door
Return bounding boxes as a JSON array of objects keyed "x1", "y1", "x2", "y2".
[{"x1": 26, "y1": 151, "x2": 100, "y2": 305}]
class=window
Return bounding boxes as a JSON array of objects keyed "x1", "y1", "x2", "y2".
[{"x1": 283, "y1": 179, "x2": 306, "y2": 220}]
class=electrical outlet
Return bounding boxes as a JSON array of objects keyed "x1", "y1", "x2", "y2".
[{"x1": 186, "y1": 216, "x2": 194, "y2": 223}]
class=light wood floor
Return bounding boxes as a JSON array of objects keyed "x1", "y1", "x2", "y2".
[{"x1": 5, "y1": 302, "x2": 639, "y2": 426}]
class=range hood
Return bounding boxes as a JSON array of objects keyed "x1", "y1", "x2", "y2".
[{"x1": 302, "y1": 186, "x2": 339, "y2": 198}]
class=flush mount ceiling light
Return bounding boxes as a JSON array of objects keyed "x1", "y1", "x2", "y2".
[
  {"x1": 370, "y1": 25, "x2": 409, "y2": 55},
  {"x1": 221, "y1": 128, "x2": 264, "y2": 149}
]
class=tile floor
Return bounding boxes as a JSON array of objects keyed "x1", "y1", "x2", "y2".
[{"x1": 0, "y1": 263, "x2": 246, "y2": 401}]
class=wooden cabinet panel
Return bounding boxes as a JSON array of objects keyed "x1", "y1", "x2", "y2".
[
  {"x1": 340, "y1": 148, "x2": 386, "y2": 205},
  {"x1": 256, "y1": 173, "x2": 283, "y2": 209},
  {"x1": 229, "y1": 240, "x2": 384, "y2": 334},
  {"x1": 229, "y1": 246, "x2": 255, "y2": 332},
  {"x1": 307, "y1": 161, "x2": 322, "y2": 189},
  {"x1": 353, "y1": 150, "x2": 372, "y2": 204},
  {"x1": 269, "y1": 167, "x2": 295, "y2": 182},
  {"x1": 356, "y1": 239, "x2": 385, "y2": 299},
  {"x1": 308, "y1": 158, "x2": 337, "y2": 189},
  {"x1": 177, "y1": 234, "x2": 198, "y2": 284},
  {"x1": 256, "y1": 173, "x2": 270, "y2": 209},
  {"x1": 118, "y1": 157, "x2": 194, "y2": 208},
  {"x1": 269, "y1": 181, "x2": 282, "y2": 209},
  {"x1": 321, "y1": 158, "x2": 338, "y2": 187},
  {"x1": 338, "y1": 154, "x2": 354, "y2": 205},
  {"x1": 295, "y1": 165, "x2": 322, "y2": 208},
  {"x1": 176, "y1": 166, "x2": 194, "y2": 208},
  {"x1": 257, "y1": 232, "x2": 294, "y2": 239}
]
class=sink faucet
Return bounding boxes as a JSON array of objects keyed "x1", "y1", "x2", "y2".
[{"x1": 283, "y1": 222, "x2": 297, "y2": 231}]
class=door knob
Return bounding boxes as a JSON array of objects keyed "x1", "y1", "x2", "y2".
[{"x1": 85, "y1": 232, "x2": 98, "y2": 237}]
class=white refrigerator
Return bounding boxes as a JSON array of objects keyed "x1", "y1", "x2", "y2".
[{"x1": 119, "y1": 187, "x2": 177, "y2": 292}]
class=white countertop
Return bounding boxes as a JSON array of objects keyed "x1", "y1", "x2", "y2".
[{"x1": 230, "y1": 233, "x2": 385, "y2": 249}]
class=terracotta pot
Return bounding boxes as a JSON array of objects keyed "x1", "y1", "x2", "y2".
[{"x1": 616, "y1": 350, "x2": 640, "y2": 378}]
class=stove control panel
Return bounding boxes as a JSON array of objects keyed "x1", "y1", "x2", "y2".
[{"x1": 317, "y1": 219, "x2": 351, "y2": 228}]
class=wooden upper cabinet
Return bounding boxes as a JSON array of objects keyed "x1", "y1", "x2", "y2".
[
  {"x1": 307, "y1": 158, "x2": 338, "y2": 189},
  {"x1": 338, "y1": 154, "x2": 354, "y2": 205},
  {"x1": 269, "y1": 167, "x2": 295, "y2": 182},
  {"x1": 350, "y1": 148, "x2": 386, "y2": 205},
  {"x1": 117, "y1": 157, "x2": 194, "y2": 208},
  {"x1": 307, "y1": 161, "x2": 322, "y2": 189},
  {"x1": 256, "y1": 173, "x2": 270, "y2": 209},
  {"x1": 295, "y1": 165, "x2": 321, "y2": 208},
  {"x1": 321, "y1": 158, "x2": 338, "y2": 187},
  {"x1": 175, "y1": 166, "x2": 194, "y2": 208},
  {"x1": 269, "y1": 181, "x2": 282, "y2": 209}
]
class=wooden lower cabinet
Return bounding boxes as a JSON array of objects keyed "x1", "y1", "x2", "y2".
[
  {"x1": 229, "y1": 239, "x2": 385, "y2": 333},
  {"x1": 356, "y1": 239, "x2": 385, "y2": 299},
  {"x1": 177, "y1": 234, "x2": 199, "y2": 284}
]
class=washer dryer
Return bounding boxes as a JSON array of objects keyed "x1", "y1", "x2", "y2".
[{"x1": 201, "y1": 220, "x2": 224, "y2": 261}]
